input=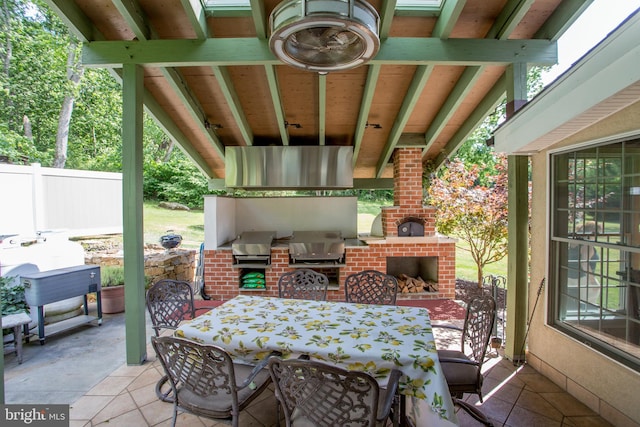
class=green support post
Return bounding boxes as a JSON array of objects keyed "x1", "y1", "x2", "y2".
[
  {"x1": 505, "y1": 155, "x2": 530, "y2": 362},
  {"x1": 503, "y1": 62, "x2": 530, "y2": 362},
  {"x1": 122, "y1": 63, "x2": 147, "y2": 365}
]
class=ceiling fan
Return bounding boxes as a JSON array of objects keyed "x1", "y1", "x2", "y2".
[{"x1": 269, "y1": 0, "x2": 380, "y2": 73}]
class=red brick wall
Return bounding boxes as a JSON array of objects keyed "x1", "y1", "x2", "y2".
[
  {"x1": 393, "y1": 147, "x2": 424, "y2": 209},
  {"x1": 202, "y1": 238, "x2": 456, "y2": 301},
  {"x1": 382, "y1": 147, "x2": 438, "y2": 237},
  {"x1": 339, "y1": 240, "x2": 456, "y2": 301}
]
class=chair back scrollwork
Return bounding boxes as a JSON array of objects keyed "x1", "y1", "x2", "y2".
[
  {"x1": 345, "y1": 270, "x2": 398, "y2": 305},
  {"x1": 278, "y1": 269, "x2": 329, "y2": 301}
]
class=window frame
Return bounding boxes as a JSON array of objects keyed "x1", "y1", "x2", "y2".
[{"x1": 548, "y1": 132, "x2": 640, "y2": 372}]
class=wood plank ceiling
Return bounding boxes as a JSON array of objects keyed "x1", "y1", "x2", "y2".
[{"x1": 44, "y1": 0, "x2": 591, "y2": 186}]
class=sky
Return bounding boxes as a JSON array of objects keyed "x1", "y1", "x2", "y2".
[{"x1": 541, "y1": 0, "x2": 640, "y2": 85}]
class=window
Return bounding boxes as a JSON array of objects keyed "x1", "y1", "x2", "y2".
[{"x1": 550, "y1": 137, "x2": 640, "y2": 371}]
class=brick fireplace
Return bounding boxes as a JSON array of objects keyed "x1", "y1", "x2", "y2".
[
  {"x1": 346, "y1": 147, "x2": 456, "y2": 301},
  {"x1": 201, "y1": 147, "x2": 455, "y2": 301}
]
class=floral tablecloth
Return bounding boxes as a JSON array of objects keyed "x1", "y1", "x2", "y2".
[{"x1": 175, "y1": 295, "x2": 458, "y2": 426}]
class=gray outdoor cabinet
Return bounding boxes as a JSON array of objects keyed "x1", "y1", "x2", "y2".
[{"x1": 21, "y1": 265, "x2": 102, "y2": 344}]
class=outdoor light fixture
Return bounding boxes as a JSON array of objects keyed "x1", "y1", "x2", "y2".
[
  {"x1": 269, "y1": 0, "x2": 380, "y2": 73},
  {"x1": 284, "y1": 121, "x2": 302, "y2": 128},
  {"x1": 204, "y1": 120, "x2": 223, "y2": 130}
]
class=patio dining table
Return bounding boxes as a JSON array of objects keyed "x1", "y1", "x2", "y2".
[{"x1": 175, "y1": 295, "x2": 459, "y2": 426}]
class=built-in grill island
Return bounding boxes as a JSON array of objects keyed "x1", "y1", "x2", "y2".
[
  {"x1": 232, "y1": 231, "x2": 275, "y2": 266},
  {"x1": 232, "y1": 231, "x2": 275, "y2": 290},
  {"x1": 203, "y1": 147, "x2": 457, "y2": 301},
  {"x1": 288, "y1": 231, "x2": 345, "y2": 265},
  {"x1": 286, "y1": 231, "x2": 346, "y2": 286}
]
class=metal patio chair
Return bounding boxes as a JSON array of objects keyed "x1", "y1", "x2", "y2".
[
  {"x1": 344, "y1": 270, "x2": 398, "y2": 305},
  {"x1": 146, "y1": 279, "x2": 202, "y2": 336},
  {"x1": 268, "y1": 357, "x2": 401, "y2": 427},
  {"x1": 434, "y1": 295, "x2": 497, "y2": 426},
  {"x1": 151, "y1": 336, "x2": 276, "y2": 427},
  {"x1": 278, "y1": 268, "x2": 329, "y2": 301},
  {"x1": 146, "y1": 279, "x2": 214, "y2": 402}
]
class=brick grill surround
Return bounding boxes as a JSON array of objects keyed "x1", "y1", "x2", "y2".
[{"x1": 202, "y1": 147, "x2": 455, "y2": 301}]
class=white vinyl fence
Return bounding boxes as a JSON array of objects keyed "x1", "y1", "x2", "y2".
[{"x1": 0, "y1": 163, "x2": 122, "y2": 237}]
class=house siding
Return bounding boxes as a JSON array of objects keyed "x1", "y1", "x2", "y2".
[{"x1": 528, "y1": 100, "x2": 640, "y2": 426}]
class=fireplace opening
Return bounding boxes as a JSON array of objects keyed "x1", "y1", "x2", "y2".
[{"x1": 387, "y1": 256, "x2": 438, "y2": 293}]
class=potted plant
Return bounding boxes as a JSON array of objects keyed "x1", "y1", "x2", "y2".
[
  {"x1": 99, "y1": 266, "x2": 153, "y2": 314},
  {"x1": 100, "y1": 265, "x2": 126, "y2": 314}
]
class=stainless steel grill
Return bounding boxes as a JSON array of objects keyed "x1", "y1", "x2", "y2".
[
  {"x1": 289, "y1": 231, "x2": 345, "y2": 264},
  {"x1": 232, "y1": 231, "x2": 275, "y2": 266}
]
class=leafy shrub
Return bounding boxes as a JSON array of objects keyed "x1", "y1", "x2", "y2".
[
  {"x1": 101, "y1": 266, "x2": 125, "y2": 287},
  {"x1": 0, "y1": 276, "x2": 30, "y2": 315},
  {"x1": 143, "y1": 156, "x2": 212, "y2": 209},
  {"x1": 100, "y1": 265, "x2": 153, "y2": 288}
]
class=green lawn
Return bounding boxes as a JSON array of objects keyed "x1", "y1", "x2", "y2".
[
  {"x1": 455, "y1": 241, "x2": 508, "y2": 283},
  {"x1": 143, "y1": 202, "x2": 204, "y2": 249},
  {"x1": 142, "y1": 200, "x2": 508, "y2": 281}
]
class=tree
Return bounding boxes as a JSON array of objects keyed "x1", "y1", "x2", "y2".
[
  {"x1": 427, "y1": 156, "x2": 509, "y2": 286},
  {"x1": 1, "y1": 0, "x2": 69, "y2": 164},
  {"x1": 53, "y1": 39, "x2": 83, "y2": 168},
  {"x1": 425, "y1": 65, "x2": 546, "y2": 284},
  {"x1": 0, "y1": 1, "x2": 123, "y2": 168},
  {"x1": 0, "y1": 0, "x2": 217, "y2": 209}
]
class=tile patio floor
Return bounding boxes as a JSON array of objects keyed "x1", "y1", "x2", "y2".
[
  {"x1": 67, "y1": 324, "x2": 615, "y2": 427},
  {"x1": 2, "y1": 301, "x2": 616, "y2": 427}
]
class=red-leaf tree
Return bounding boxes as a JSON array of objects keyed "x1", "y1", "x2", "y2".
[{"x1": 427, "y1": 156, "x2": 508, "y2": 286}]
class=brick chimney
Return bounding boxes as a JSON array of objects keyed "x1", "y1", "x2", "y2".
[{"x1": 381, "y1": 148, "x2": 436, "y2": 237}]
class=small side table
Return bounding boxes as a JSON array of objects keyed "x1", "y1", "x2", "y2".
[{"x1": 2, "y1": 312, "x2": 31, "y2": 364}]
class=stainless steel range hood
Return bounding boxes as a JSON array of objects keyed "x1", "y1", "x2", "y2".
[{"x1": 225, "y1": 146, "x2": 353, "y2": 189}]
